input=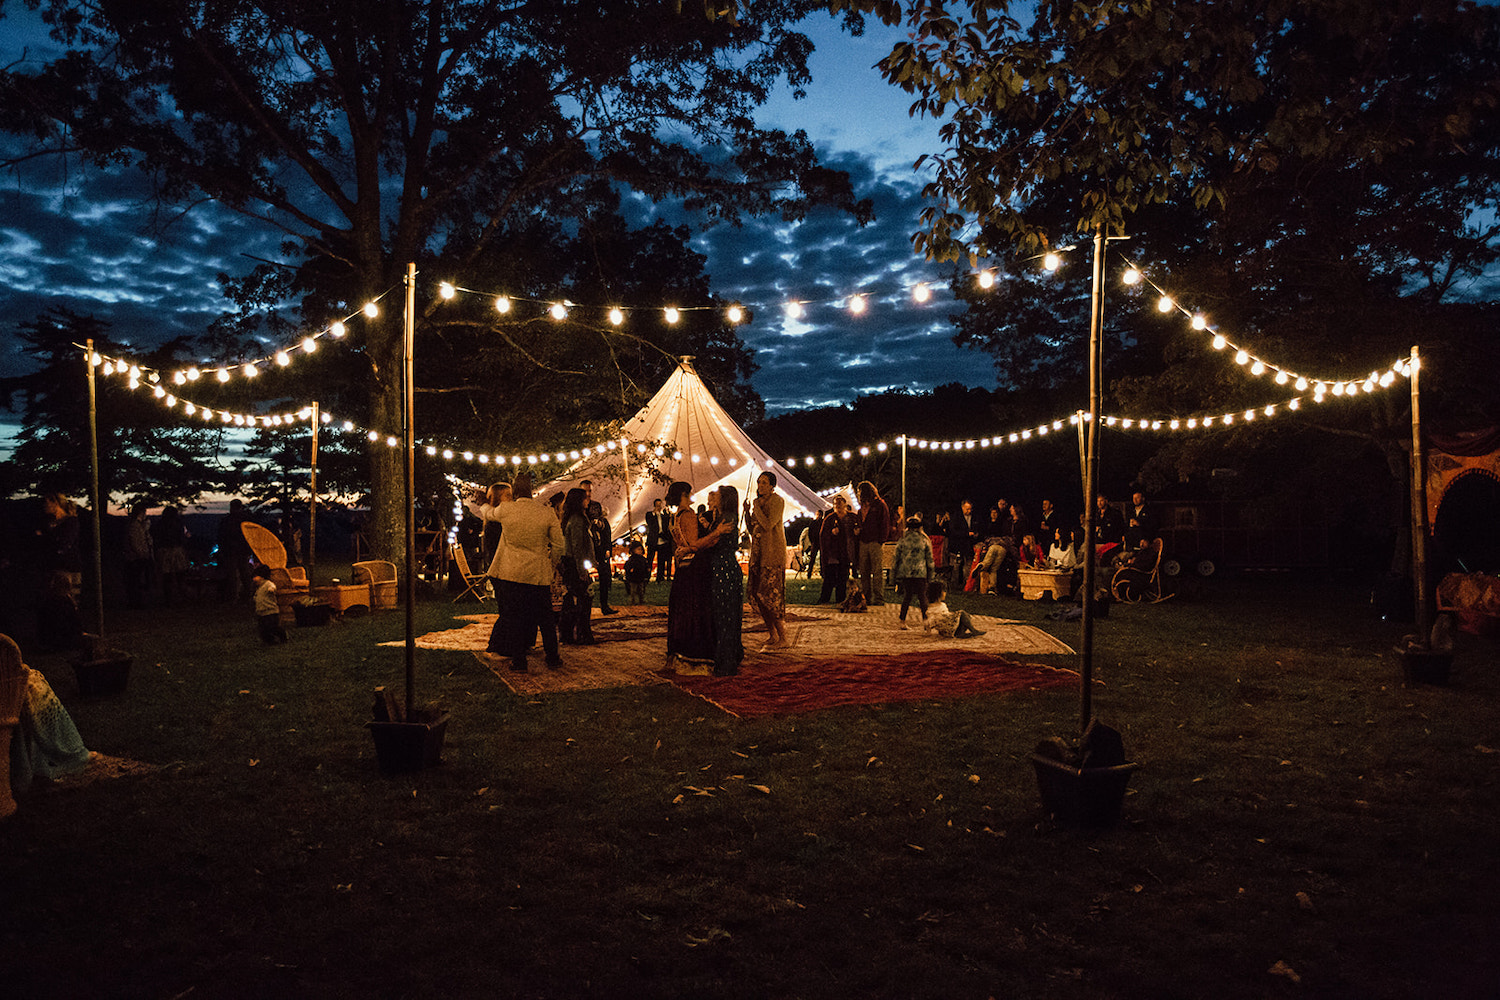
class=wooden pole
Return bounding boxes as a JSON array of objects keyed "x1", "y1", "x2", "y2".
[
  {"x1": 84, "y1": 339, "x2": 105, "y2": 638},
  {"x1": 403, "y1": 264, "x2": 418, "y2": 717},
  {"x1": 1079, "y1": 228, "x2": 1106, "y2": 740},
  {"x1": 1409, "y1": 346, "x2": 1432, "y2": 644},
  {"x1": 309, "y1": 401, "x2": 319, "y2": 585}
]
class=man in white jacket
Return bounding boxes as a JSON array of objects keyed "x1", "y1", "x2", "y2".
[{"x1": 467, "y1": 473, "x2": 565, "y2": 672}]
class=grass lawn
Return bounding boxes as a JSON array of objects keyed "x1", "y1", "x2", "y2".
[{"x1": 4, "y1": 568, "x2": 1498, "y2": 998}]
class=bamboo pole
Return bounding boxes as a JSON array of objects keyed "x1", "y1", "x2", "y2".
[
  {"x1": 309, "y1": 401, "x2": 319, "y2": 584},
  {"x1": 403, "y1": 264, "x2": 417, "y2": 717},
  {"x1": 1409, "y1": 346, "x2": 1432, "y2": 644},
  {"x1": 85, "y1": 339, "x2": 105, "y2": 638},
  {"x1": 1078, "y1": 229, "x2": 1105, "y2": 739}
]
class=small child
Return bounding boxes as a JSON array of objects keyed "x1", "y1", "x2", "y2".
[
  {"x1": 839, "y1": 581, "x2": 868, "y2": 613},
  {"x1": 623, "y1": 541, "x2": 650, "y2": 605},
  {"x1": 252, "y1": 564, "x2": 288, "y2": 645},
  {"x1": 892, "y1": 515, "x2": 934, "y2": 629},
  {"x1": 922, "y1": 580, "x2": 986, "y2": 639}
]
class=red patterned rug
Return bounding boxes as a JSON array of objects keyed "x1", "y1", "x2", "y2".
[{"x1": 664, "y1": 652, "x2": 1078, "y2": 718}]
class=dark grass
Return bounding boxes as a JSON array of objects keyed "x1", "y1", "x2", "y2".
[{"x1": 4, "y1": 569, "x2": 1499, "y2": 999}]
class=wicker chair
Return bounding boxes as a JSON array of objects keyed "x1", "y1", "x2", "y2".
[
  {"x1": 1, "y1": 634, "x2": 29, "y2": 821},
  {"x1": 240, "y1": 521, "x2": 309, "y2": 622},
  {"x1": 353, "y1": 560, "x2": 399, "y2": 610}
]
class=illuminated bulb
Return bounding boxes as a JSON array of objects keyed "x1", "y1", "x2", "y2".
[
  {"x1": 664, "y1": 307, "x2": 680, "y2": 324},
  {"x1": 154, "y1": 386, "x2": 166, "y2": 398},
  {"x1": 1122, "y1": 419, "x2": 1133, "y2": 429},
  {"x1": 102, "y1": 361, "x2": 115, "y2": 376},
  {"x1": 439, "y1": 282, "x2": 456, "y2": 300},
  {"x1": 272, "y1": 415, "x2": 283, "y2": 426},
  {"x1": 494, "y1": 296, "x2": 511, "y2": 314},
  {"x1": 330, "y1": 321, "x2": 346, "y2": 338},
  {"x1": 90, "y1": 352, "x2": 103, "y2": 367},
  {"x1": 1156, "y1": 296, "x2": 1173, "y2": 313},
  {"x1": 276, "y1": 351, "x2": 291, "y2": 366},
  {"x1": 823, "y1": 453, "x2": 834, "y2": 463},
  {"x1": 913, "y1": 283, "x2": 931, "y2": 303},
  {"x1": 1363, "y1": 378, "x2": 1376, "y2": 393},
  {"x1": 128, "y1": 378, "x2": 139, "y2": 390},
  {"x1": 1275, "y1": 370, "x2": 1289, "y2": 385},
  {"x1": 1122, "y1": 267, "x2": 1141, "y2": 285},
  {"x1": 1251, "y1": 361, "x2": 1265, "y2": 376},
  {"x1": 1169, "y1": 419, "x2": 1180, "y2": 430},
  {"x1": 386, "y1": 436, "x2": 398, "y2": 447},
  {"x1": 848, "y1": 295, "x2": 866, "y2": 315},
  {"x1": 217, "y1": 368, "x2": 231, "y2": 383},
  {"x1": 1380, "y1": 371, "x2": 1395, "y2": 387},
  {"x1": 1191, "y1": 314, "x2": 1207, "y2": 330},
  {"x1": 1235, "y1": 350, "x2": 1249, "y2": 365},
  {"x1": 1264, "y1": 405, "x2": 1275, "y2": 416},
  {"x1": 977, "y1": 271, "x2": 995, "y2": 289},
  {"x1": 1332, "y1": 382, "x2": 1345, "y2": 396},
  {"x1": 1203, "y1": 416, "x2": 1214, "y2": 426},
  {"x1": 184, "y1": 402, "x2": 196, "y2": 415},
  {"x1": 549, "y1": 303, "x2": 567, "y2": 320},
  {"x1": 608, "y1": 307, "x2": 625, "y2": 326},
  {"x1": 363, "y1": 302, "x2": 378, "y2": 318},
  {"x1": 186, "y1": 367, "x2": 201, "y2": 381},
  {"x1": 1152, "y1": 421, "x2": 1162, "y2": 430},
  {"x1": 128, "y1": 366, "x2": 140, "y2": 379},
  {"x1": 302, "y1": 337, "x2": 316, "y2": 353},
  {"x1": 165, "y1": 395, "x2": 177, "y2": 407},
  {"x1": 1212, "y1": 334, "x2": 1227, "y2": 350},
  {"x1": 841, "y1": 450, "x2": 852, "y2": 459},
  {"x1": 148, "y1": 371, "x2": 159, "y2": 383},
  {"x1": 1187, "y1": 418, "x2": 1197, "y2": 429},
  {"x1": 478, "y1": 455, "x2": 489, "y2": 464},
  {"x1": 785, "y1": 301, "x2": 803, "y2": 319},
  {"x1": 243, "y1": 363, "x2": 258, "y2": 378},
  {"x1": 726, "y1": 304, "x2": 744, "y2": 323},
  {"x1": 341, "y1": 420, "x2": 354, "y2": 431},
  {"x1": 442, "y1": 449, "x2": 454, "y2": 459},
  {"x1": 1042, "y1": 252, "x2": 1061, "y2": 271},
  {"x1": 1295, "y1": 377, "x2": 1308, "y2": 391},
  {"x1": 1223, "y1": 413, "x2": 1234, "y2": 425},
  {"x1": 368, "y1": 431, "x2": 379, "y2": 442},
  {"x1": 1289, "y1": 399, "x2": 1301, "y2": 410}
]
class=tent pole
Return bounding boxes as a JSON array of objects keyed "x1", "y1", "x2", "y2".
[
  {"x1": 901, "y1": 435, "x2": 907, "y2": 513},
  {"x1": 621, "y1": 435, "x2": 631, "y2": 540}
]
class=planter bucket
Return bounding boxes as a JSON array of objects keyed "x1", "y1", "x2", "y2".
[
  {"x1": 1392, "y1": 646, "x2": 1453, "y2": 686},
  {"x1": 367, "y1": 713, "x2": 450, "y2": 773},
  {"x1": 1031, "y1": 753, "x2": 1138, "y2": 827},
  {"x1": 72, "y1": 653, "x2": 133, "y2": 699}
]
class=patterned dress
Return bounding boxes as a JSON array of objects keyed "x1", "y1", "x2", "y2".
[{"x1": 706, "y1": 531, "x2": 744, "y2": 676}]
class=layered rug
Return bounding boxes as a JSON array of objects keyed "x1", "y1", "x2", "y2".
[{"x1": 391, "y1": 604, "x2": 1078, "y2": 715}]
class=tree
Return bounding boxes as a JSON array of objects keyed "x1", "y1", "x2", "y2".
[
  {"x1": 842, "y1": 0, "x2": 1500, "y2": 563},
  {"x1": 4, "y1": 0, "x2": 874, "y2": 560},
  {"x1": 0, "y1": 308, "x2": 229, "y2": 503}
]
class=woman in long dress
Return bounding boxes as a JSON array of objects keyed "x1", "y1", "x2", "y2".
[
  {"x1": 747, "y1": 472, "x2": 788, "y2": 650},
  {"x1": 680, "y1": 486, "x2": 744, "y2": 677},
  {"x1": 665, "y1": 481, "x2": 713, "y2": 668}
]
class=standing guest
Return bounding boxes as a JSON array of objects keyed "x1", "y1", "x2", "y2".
[
  {"x1": 1036, "y1": 498, "x2": 1062, "y2": 552},
  {"x1": 623, "y1": 541, "x2": 650, "y2": 605},
  {"x1": 947, "y1": 499, "x2": 980, "y2": 585},
  {"x1": 747, "y1": 471, "x2": 789, "y2": 650},
  {"x1": 35, "y1": 493, "x2": 83, "y2": 601},
  {"x1": 815, "y1": 495, "x2": 854, "y2": 605},
  {"x1": 1008, "y1": 503, "x2": 1032, "y2": 554},
  {"x1": 152, "y1": 506, "x2": 190, "y2": 606},
  {"x1": 581, "y1": 480, "x2": 618, "y2": 616},
  {"x1": 557, "y1": 488, "x2": 595, "y2": 646},
  {"x1": 645, "y1": 498, "x2": 674, "y2": 583},
  {"x1": 216, "y1": 498, "x2": 254, "y2": 602},
  {"x1": 666, "y1": 482, "x2": 714, "y2": 671},
  {"x1": 122, "y1": 502, "x2": 154, "y2": 608},
  {"x1": 854, "y1": 480, "x2": 890, "y2": 606},
  {"x1": 3, "y1": 634, "x2": 92, "y2": 797},
  {"x1": 251, "y1": 564, "x2": 288, "y2": 645},
  {"x1": 1095, "y1": 493, "x2": 1127, "y2": 556},
  {"x1": 805, "y1": 510, "x2": 822, "y2": 579},
  {"x1": 1124, "y1": 491, "x2": 1157, "y2": 550},
  {"x1": 680, "y1": 486, "x2": 744, "y2": 675},
  {"x1": 480, "y1": 482, "x2": 512, "y2": 571},
  {"x1": 891, "y1": 515, "x2": 934, "y2": 629},
  {"x1": 35, "y1": 571, "x2": 86, "y2": 653},
  {"x1": 470, "y1": 474, "x2": 564, "y2": 672}
]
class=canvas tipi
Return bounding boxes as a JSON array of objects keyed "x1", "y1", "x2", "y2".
[{"x1": 539, "y1": 358, "x2": 831, "y2": 539}]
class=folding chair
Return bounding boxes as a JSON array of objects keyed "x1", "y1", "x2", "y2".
[
  {"x1": 450, "y1": 543, "x2": 490, "y2": 603},
  {"x1": 1111, "y1": 537, "x2": 1169, "y2": 603}
]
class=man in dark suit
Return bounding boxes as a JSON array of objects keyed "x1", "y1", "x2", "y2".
[
  {"x1": 645, "y1": 497, "x2": 673, "y2": 582},
  {"x1": 1124, "y1": 491, "x2": 1158, "y2": 550},
  {"x1": 1036, "y1": 498, "x2": 1061, "y2": 551},
  {"x1": 581, "y1": 480, "x2": 618, "y2": 615},
  {"x1": 946, "y1": 499, "x2": 979, "y2": 584}
]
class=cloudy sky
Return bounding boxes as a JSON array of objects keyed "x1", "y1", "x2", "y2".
[{"x1": 0, "y1": 12, "x2": 990, "y2": 418}]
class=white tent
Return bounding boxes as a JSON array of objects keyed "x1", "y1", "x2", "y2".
[{"x1": 539, "y1": 357, "x2": 832, "y2": 540}]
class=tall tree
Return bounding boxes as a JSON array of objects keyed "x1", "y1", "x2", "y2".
[
  {"x1": 3, "y1": 0, "x2": 873, "y2": 560},
  {"x1": 842, "y1": 0, "x2": 1500, "y2": 559}
]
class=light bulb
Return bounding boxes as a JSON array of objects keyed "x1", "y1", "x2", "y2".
[
  {"x1": 848, "y1": 295, "x2": 866, "y2": 315},
  {"x1": 1122, "y1": 267, "x2": 1141, "y2": 285},
  {"x1": 977, "y1": 271, "x2": 995, "y2": 289},
  {"x1": 439, "y1": 282, "x2": 456, "y2": 299},
  {"x1": 330, "y1": 321, "x2": 346, "y2": 338},
  {"x1": 276, "y1": 351, "x2": 291, "y2": 366},
  {"x1": 302, "y1": 337, "x2": 316, "y2": 353},
  {"x1": 363, "y1": 302, "x2": 378, "y2": 318},
  {"x1": 495, "y1": 296, "x2": 511, "y2": 314},
  {"x1": 726, "y1": 304, "x2": 744, "y2": 323},
  {"x1": 1156, "y1": 296, "x2": 1173, "y2": 313},
  {"x1": 1042, "y1": 252, "x2": 1061, "y2": 271},
  {"x1": 242, "y1": 363, "x2": 258, "y2": 378},
  {"x1": 217, "y1": 368, "x2": 231, "y2": 382},
  {"x1": 550, "y1": 303, "x2": 567, "y2": 320},
  {"x1": 663, "y1": 307, "x2": 680, "y2": 324},
  {"x1": 785, "y1": 301, "x2": 803, "y2": 319}
]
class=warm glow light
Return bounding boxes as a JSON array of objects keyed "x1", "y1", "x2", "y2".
[
  {"x1": 550, "y1": 303, "x2": 568, "y2": 320},
  {"x1": 330, "y1": 321, "x2": 346, "y2": 338},
  {"x1": 187, "y1": 367, "x2": 201, "y2": 381},
  {"x1": 1275, "y1": 370, "x2": 1288, "y2": 385},
  {"x1": 362, "y1": 302, "x2": 378, "y2": 318},
  {"x1": 608, "y1": 307, "x2": 625, "y2": 326},
  {"x1": 1235, "y1": 350, "x2": 1250, "y2": 365},
  {"x1": 1156, "y1": 296, "x2": 1173, "y2": 313},
  {"x1": 913, "y1": 283, "x2": 931, "y2": 303},
  {"x1": 495, "y1": 296, "x2": 511, "y2": 314},
  {"x1": 1295, "y1": 377, "x2": 1308, "y2": 391},
  {"x1": 664, "y1": 307, "x2": 680, "y2": 324},
  {"x1": 848, "y1": 294, "x2": 866, "y2": 315},
  {"x1": 276, "y1": 351, "x2": 291, "y2": 366},
  {"x1": 242, "y1": 363, "x2": 258, "y2": 378},
  {"x1": 1122, "y1": 267, "x2": 1141, "y2": 285},
  {"x1": 1042, "y1": 252, "x2": 1061, "y2": 271},
  {"x1": 1212, "y1": 334, "x2": 1227, "y2": 350},
  {"x1": 1191, "y1": 314, "x2": 1207, "y2": 330},
  {"x1": 216, "y1": 368, "x2": 230, "y2": 383},
  {"x1": 785, "y1": 300, "x2": 803, "y2": 319},
  {"x1": 1251, "y1": 361, "x2": 1265, "y2": 376},
  {"x1": 302, "y1": 337, "x2": 317, "y2": 353},
  {"x1": 439, "y1": 282, "x2": 456, "y2": 300},
  {"x1": 977, "y1": 270, "x2": 995, "y2": 289},
  {"x1": 726, "y1": 304, "x2": 744, "y2": 323}
]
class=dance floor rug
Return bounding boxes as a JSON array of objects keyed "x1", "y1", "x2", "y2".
[
  {"x1": 667, "y1": 652, "x2": 1078, "y2": 718},
  {"x1": 391, "y1": 604, "x2": 1077, "y2": 710}
]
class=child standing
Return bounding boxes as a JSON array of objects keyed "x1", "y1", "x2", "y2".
[
  {"x1": 623, "y1": 541, "x2": 650, "y2": 605},
  {"x1": 891, "y1": 515, "x2": 934, "y2": 629},
  {"x1": 252, "y1": 564, "x2": 287, "y2": 644},
  {"x1": 923, "y1": 580, "x2": 986, "y2": 638}
]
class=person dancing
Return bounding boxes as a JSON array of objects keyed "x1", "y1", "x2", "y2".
[{"x1": 747, "y1": 471, "x2": 789, "y2": 651}]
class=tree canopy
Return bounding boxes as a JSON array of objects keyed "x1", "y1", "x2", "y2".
[{"x1": 3, "y1": 0, "x2": 874, "y2": 550}]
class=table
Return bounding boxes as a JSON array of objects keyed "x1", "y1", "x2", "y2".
[
  {"x1": 1016, "y1": 567, "x2": 1074, "y2": 601},
  {"x1": 312, "y1": 583, "x2": 371, "y2": 614}
]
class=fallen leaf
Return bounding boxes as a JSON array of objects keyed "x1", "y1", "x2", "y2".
[
  {"x1": 474, "y1": 787, "x2": 489, "y2": 797},
  {"x1": 750, "y1": 784, "x2": 771, "y2": 794},
  {"x1": 671, "y1": 794, "x2": 684, "y2": 805},
  {"x1": 1296, "y1": 891, "x2": 1314, "y2": 911},
  {"x1": 248, "y1": 759, "x2": 259, "y2": 767},
  {"x1": 906, "y1": 843, "x2": 924, "y2": 852},
  {"x1": 1477, "y1": 744, "x2": 1496, "y2": 754},
  {"x1": 867, "y1": 756, "x2": 879, "y2": 767},
  {"x1": 1268, "y1": 960, "x2": 1301, "y2": 983},
  {"x1": 732, "y1": 750, "x2": 748, "y2": 757},
  {"x1": 968, "y1": 774, "x2": 980, "y2": 783}
]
